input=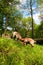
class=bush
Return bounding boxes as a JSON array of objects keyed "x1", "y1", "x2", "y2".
[{"x1": 0, "y1": 38, "x2": 43, "y2": 65}]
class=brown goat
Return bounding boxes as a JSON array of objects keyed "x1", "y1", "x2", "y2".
[
  {"x1": 21, "y1": 38, "x2": 36, "y2": 47},
  {"x1": 12, "y1": 31, "x2": 36, "y2": 47},
  {"x1": 12, "y1": 31, "x2": 22, "y2": 40},
  {"x1": 2, "y1": 34, "x2": 11, "y2": 39}
]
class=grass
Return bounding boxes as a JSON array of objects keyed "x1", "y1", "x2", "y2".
[{"x1": 0, "y1": 38, "x2": 43, "y2": 65}]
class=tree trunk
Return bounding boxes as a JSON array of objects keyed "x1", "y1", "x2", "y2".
[
  {"x1": 4, "y1": 14, "x2": 8, "y2": 34},
  {"x1": 30, "y1": 0, "x2": 34, "y2": 38}
]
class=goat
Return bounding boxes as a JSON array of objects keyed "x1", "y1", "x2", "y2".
[
  {"x1": 12, "y1": 31, "x2": 22, "y2": 40},
  {"x1": 21, "y1": 38, "x2": 36, "y2": 47},
  {"x1": 12, "y1": 31, "x2": 36, "y2": 47},
  {"x1": 2, "y1": 33, "x2": 11, "y2": 39}
]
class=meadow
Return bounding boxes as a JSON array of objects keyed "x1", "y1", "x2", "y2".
[{"x1": 0, "y1": 38, "x2": 43, "y2": 65}]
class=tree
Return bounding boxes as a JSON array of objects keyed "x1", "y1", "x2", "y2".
[
  {"x1": 30, "y1": 0, "x2": 34, "y2": 38},
  {"x1": 19, "y1": 0, "x2": 37, "y2": 38},
  {"x1": 22, "y1": 17, "x2": 32, "y2": 30},
  {"x1": 0, "y1": 0, "x2": 20, "y2": 34},
  {"x1": 38, "y1": 21, "x2": 43, "y2": 30},
  {"x1": 21, "y1": 17, "x2": 36, "y2": 37},
  {"x1": 0, "y1": 13, "x2": 4, "y2": 35},
  {"x1": 19, "y1": 0, "x2": 43, "y2": 38},
  {"x1": 9, "y1": 10, "x2": 23, "y2": 31}
]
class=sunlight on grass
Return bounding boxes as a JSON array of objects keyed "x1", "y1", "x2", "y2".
[{"x1": 0, "y1": 38, "x2": 43, "y2": 65}]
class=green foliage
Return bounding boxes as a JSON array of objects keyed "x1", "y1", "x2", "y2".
[
  {"x1": 0, "y1": 38, "x2": 43, "y2": 65},
  {"x1": 19, "y1": 17, "x2": 36, "y2": 38},
  {"x1": 9, "y1": 11, "x2": 22, "y2": 30},
  {"x1": 37, "y1": 0, "x2": 43, "y2": 6},
  {"x1": 38, "y1": 21, "x2": 43, "y2": 30},
  {"x1": 0, "y1": 13, "x2": 4, "y2": 35},
  {"x1": 34, "y1": 21, "x2": 43, "y2": 38},
  {"x1": 0, "y1": 0, "x2": 22, "y2": 34},
  {"x1": 0, "y1": 13, "x2": 3, "y2": 29},
  {"x1": 22, "y1": 17, "x2": 32, "y2": 30}
]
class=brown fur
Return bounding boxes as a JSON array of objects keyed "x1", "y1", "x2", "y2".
[
  {"x1": 20, "y1": 38, "x2": 36, "y2": 47},
  {"x1": 12, "y1": 31, "x2": 36, "y2": 47},
  {"x1": 2, "y1": 34, "x2": 11, "y2": 39},
  {"x1": 12, "y1": 31, "x2": 22, "y2": 40}
]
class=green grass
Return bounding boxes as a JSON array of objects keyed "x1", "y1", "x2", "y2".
[{"x1": 0, "y1": 38, "x2": 43, "y2": 65}]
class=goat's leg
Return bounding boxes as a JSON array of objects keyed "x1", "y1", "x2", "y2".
[
  {"x1": 23, "y1": 42, "x2": 26, "y2": 46},
  {"x1": 30, "y1": 42, "x2": 34, "y2": 47}
]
